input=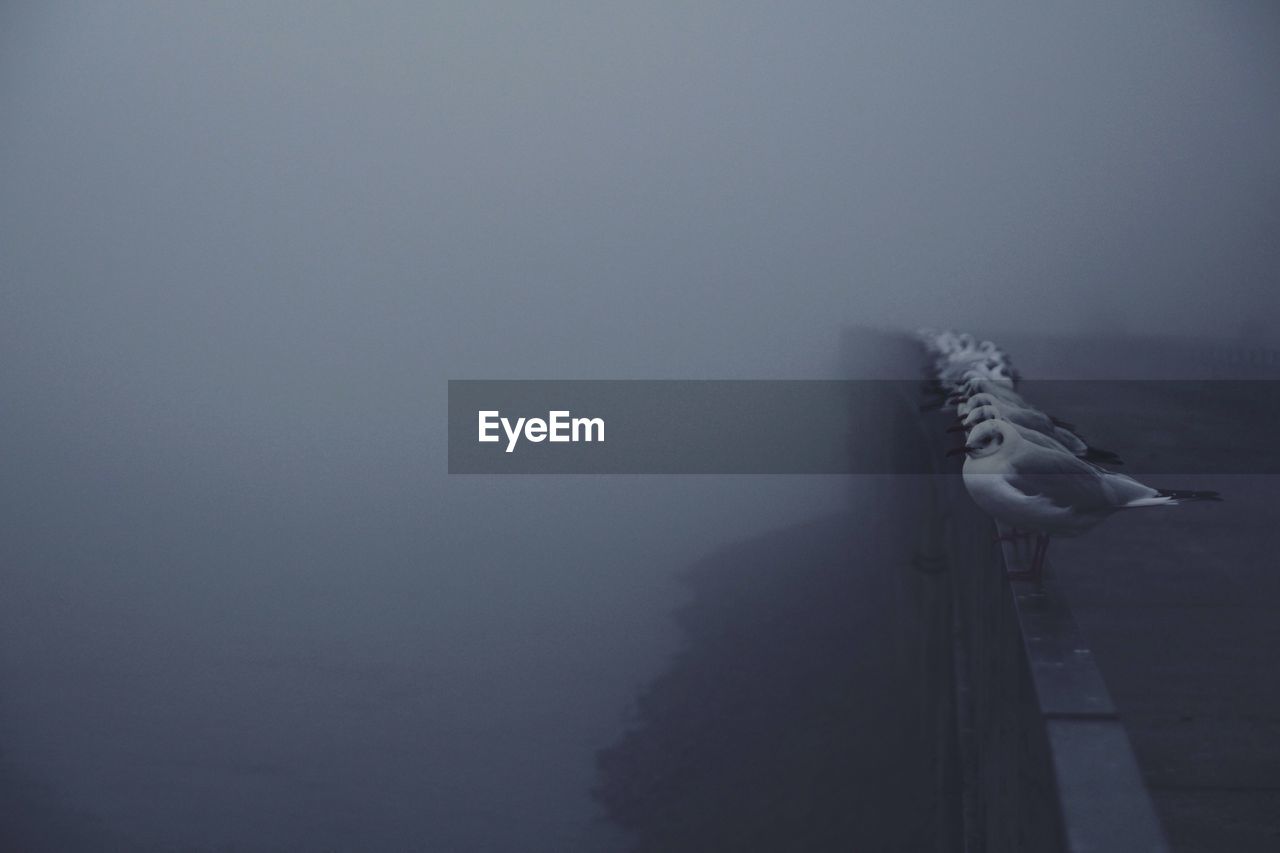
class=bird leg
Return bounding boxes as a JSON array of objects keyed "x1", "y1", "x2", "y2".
[
  {"x1": 1031, "y1": 534, "x2": 1050, "y2": 579},
  {"x1": 992, "y1": 528, "x2": 1032, "y2": 544},
  {"x1": 1006, "y1": 534, "x2": 1049, "y2": 581}
]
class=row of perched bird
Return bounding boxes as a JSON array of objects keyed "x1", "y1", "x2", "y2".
[{"x1": 917, "y1": 329, "x2": 1220, "y2": 580}]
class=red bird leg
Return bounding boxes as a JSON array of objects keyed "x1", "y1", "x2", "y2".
[
  {"x1": 992, "y1": 527, "x2": 1031, "y2": 544},
  {"x1": 1006, "y1": 534, "x2": 1048, "y2": 581},
  {"x1": 1030, "y1": 534, "x2": 1050, "y2": 579}
]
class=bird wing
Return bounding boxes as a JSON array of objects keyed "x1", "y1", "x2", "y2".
[
  {"x1": 1004, "y1": 442, "x2": 1114, "y2": 512},
  {"x1": 1049, "y1": 425, "x2": 1088, "y2": 455},
  {"x1": 1013, "y1": 424, "x2": 1070, "y2": 455},
  {"x1": 1098, "y1": 470, "x2": 1162, "y2": 505}
]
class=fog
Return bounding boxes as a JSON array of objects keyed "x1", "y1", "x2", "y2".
[{"x1": 1, "y1": 2, "x2": 1277, "y2": 850}]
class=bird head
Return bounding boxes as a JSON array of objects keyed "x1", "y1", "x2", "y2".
[
  {"x1": 956, "y1": 392, "x2": 1000, "y2": 418},
  {"x1": 947, "y1": 419, "x2": 1013, "y2": 459},
  {"x1": 947, "y1": 404, "x2": 999, "y2": 433}
]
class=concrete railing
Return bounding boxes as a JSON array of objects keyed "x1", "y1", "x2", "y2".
[
  {"x1": 917, "y1": 381, "x2": 1170, "y2": 853},
  {"x1": 840, "y1": 327, "x2": 1171, "y2": 851}
]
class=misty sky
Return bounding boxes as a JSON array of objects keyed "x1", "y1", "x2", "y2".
[
  {"x1": 4, "y1": 1, "x2": 1279, "y2": 392},
  {"x1": 0, "y1": 2, "x2": 1278, "y2": 851}
]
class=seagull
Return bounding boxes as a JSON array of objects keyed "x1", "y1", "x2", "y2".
[
  {"x1": 955, "y1": 392, "x2": 1087, "y2": 443},
  {"x1": 949, "y1": 420, "x2": 1220, "y2": 578},
  {"x1": 940, "y1": 360, "x2": 1018, "y2": 392},
  {"x1": 929, "y1": 332, "x2": 998, "y2": 362},
  {"x1": 949, "y1": 406, "x2": 1123, "y2": 466},
  {"x1": 921, "y1": 349, "x2": 1005, "y2": 407},
  {"x1": 955, "y1": 402, "x2": 1124, "y2": 466},
  {"x1": 950, "y1": 373, "x2": 1022, "y2": 400},
  {"x1": 936, "y1": 340, "x2": 1007, "y2": 368},
  {"x1": 921, "y1": 343, "x2": 1019, "y2": 409}
]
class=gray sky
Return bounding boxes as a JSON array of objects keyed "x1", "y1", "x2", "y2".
[{"x1": 4, "y1": 2, "x2": 1278, "y2": 390}]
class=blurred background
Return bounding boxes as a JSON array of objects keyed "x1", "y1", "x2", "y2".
[{"x1": 1, "y1": 2, "x2": 1277, "y2": 850}]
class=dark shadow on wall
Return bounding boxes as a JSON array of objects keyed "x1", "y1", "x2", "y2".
[{"x1": 594, "y1": 499, "x2": 959, "y2": 853}]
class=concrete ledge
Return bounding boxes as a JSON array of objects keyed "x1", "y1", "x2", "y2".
[
  {"x1": 843, "y1": 326, "x2": 1178, "y2": 851},
  {"x1": 1047, "y1": 718, "x2": 1168, "y2": 853},
  {"x1": 1006, "y1": 555, "x2": 1170, "y2": 852},
  {"x1": 918, "y1": 384, "x2": 1170, "y2": 853}
]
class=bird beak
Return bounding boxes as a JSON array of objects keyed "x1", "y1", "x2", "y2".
[
  {"x1": 945, "y1": 424, "x2": 967, "y2": 434},
  {"x1": 946, "y1": 445, "x2": 972, "y2": 457},
  {"x1": 947, "y1": 394, "x2": 965, "y2": 404}
]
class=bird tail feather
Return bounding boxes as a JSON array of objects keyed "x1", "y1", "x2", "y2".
[
  {"x1": 1083, "y1": 446, "x2": 1124, "y2": 466},
  {"x1": 1155, "y1": 488, "x2": 1223, "y2": 503}
]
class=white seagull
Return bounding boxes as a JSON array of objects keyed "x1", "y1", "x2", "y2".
[
  {"x1": 955, "y1": 401, "x2": 1124, "y2": 466},
  {"x1": 940, "y1": 360, "x2": 1018, "y2": 393},
  {"x1": 957, "y1": 392, "x2": 1077, "y2": 439},
  {"x1": 950, "y1": 420, "x2": 1220, "y2": 578},
  {"x1": 949, "y1": 376, "x2": 1025, "y2": 405},
  {"x1": 949, "y1": 406, "x2": 1122, "y2": 466}
]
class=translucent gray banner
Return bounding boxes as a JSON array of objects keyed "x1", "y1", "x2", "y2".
[{"x1": 447, "y1": 380, "x2": 1280, "y2": 474}]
